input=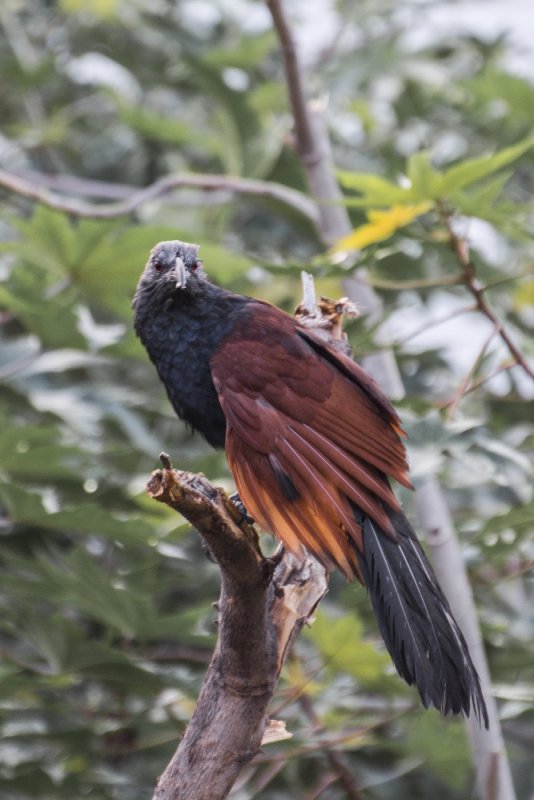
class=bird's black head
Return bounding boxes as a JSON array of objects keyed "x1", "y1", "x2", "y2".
[{"x1": 133, "y1": 240, "x2": 207, "y2": 321}]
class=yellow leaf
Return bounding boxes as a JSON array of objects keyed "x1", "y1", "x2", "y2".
[
  {"x1": 333, "y1": 202, "x2": 432, "y2": 253},
  {"x1": 514, "y1": 278, "x2": 534, "y2": 308}
]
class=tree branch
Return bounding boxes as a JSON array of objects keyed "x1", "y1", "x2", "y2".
[
  {"x1": 0, "y1": 168, "x2": 319, "y2": 226},
  {"x1": 440, "y1": 205, "x2": 534, "y2": 384},
  {"x1": 265, "y1": 0, "x2": 314, "y2": 160},
  {"x1": 266, "y1": 0, "x2": 351, "y2": 246},
  {"x1": 265, "y1": 0, "x2": 404, "y2": 400},
  {"x1": 146, "y1": 459, "x2": 327, "y2": 800},
  {"x1": 416, "y1": 478, "x2": 517, "y2": 800},
  {"x1": 265, "y1": 7, "x2": 516, "y2": 800},
  {"x1": 298, "y1": 692, "x2": 363, "y2": 800},
  {"x1": 444, "y1": 360, "x2": 516, "y2": 402},
  {"x1": 445, "y1": 327, "x2": 499, "y2": 418}
]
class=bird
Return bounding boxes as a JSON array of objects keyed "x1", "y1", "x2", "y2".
[{"x1": 133, "y1": 239, "x2": 489, "y2": 727}]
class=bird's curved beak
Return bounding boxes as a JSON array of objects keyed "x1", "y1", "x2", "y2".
[{"x1": 174, "y1": 257, "x2": 188, "y2": 290}]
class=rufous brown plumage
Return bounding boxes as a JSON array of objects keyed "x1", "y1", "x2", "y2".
[{"x1": 133, "y1": 239, "x2": 488, "y2": 726}]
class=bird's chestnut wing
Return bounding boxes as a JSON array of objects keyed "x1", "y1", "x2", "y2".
[{"x1": 210, "y1": 301, "x2": 410, "y2": 579}]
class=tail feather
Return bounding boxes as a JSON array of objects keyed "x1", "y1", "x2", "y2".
[{"x1": 355, "y1": 506, "x2": 489, "y2": 727}]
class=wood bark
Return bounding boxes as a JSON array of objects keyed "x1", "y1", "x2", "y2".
[{"x1": 147, "y1": 464, "x2": 327, "y2": 800}]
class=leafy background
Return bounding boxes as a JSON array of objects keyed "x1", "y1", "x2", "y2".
[{"x1": 0, "y1": 1, "x2": 533, "y2": 798}]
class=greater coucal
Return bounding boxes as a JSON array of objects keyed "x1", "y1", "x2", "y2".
[{"x1": 133, "y1": 240, "x2": 488, "y2": 726}]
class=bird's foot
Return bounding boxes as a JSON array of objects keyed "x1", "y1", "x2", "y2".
[
  {"x1": 268, "y1": 543, "x2": 286, "y2": 568},
  {"x1": 229, "y1": 491, "x2": 255, "y2": 525}
]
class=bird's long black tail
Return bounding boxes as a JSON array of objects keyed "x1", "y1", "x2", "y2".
[{"x1": 355, "y1": 506, "x2": 489, "y2": 727}]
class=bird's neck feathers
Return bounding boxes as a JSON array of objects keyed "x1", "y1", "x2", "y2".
[
  {"x1": 133, "y1": 277, "x2": 249, "y2": 448},
  {"x1": 134, "y1": 278, "x2": 250, "y2": 372},
  {"x1": 133, "y1": 281, "x2": 247, "y2": 351}
]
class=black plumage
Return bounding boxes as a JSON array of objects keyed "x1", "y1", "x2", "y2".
[
  {"x1": 133, "y1": 239, "x2": 489, "y2": 727},
  {"x1": 133, "y1": 241, "x2": 241, "y2": 447},
  {"x1": 356, "y1": 507, "x2": 487, "y2": 719}
]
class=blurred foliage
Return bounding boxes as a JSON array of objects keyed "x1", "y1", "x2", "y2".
[{"x1": 0, "y1": 1, "x2": 533, "y2": 799}]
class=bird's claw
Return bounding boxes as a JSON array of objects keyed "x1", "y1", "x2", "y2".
[{"x1": 229, "y1": 492, "x2": 255, "y2": 525}]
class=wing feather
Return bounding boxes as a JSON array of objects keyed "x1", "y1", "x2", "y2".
[
  {"x1": 285, "y1": 426, "x2": 396, "y2": 533},
  {"x1": 227, "y1": 429, "x2": 359, "y2": 578},
  {"x1": 211, "y1": 301, "x2": 412, "y2": 578}
]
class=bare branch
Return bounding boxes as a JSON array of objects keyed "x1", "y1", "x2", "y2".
[
  {"x1": 303, "y1": 772, "x2": 339, "y2": 800},
  {"x1": 265, "y1": 0, "x2": 314, "y2": 159},
  {"x1": 445, "y1": 327, "x2": 499, "y2": 418},
  {"x1": 440, "y1": 205, "x2": 534, "y2": 384},
  {"x1": 0, "y1": 168, "x2": 319, "y2": 225},
  {"x1": 265, "y1": 0, "x2": 404, "y2": 398},
  {"x1": 265, "y1": 0, "x2": 351, "y2": 245},
  {"x1": 296, "y1": 273, "x2": 359, "y2": 350},
  {"x1": 388, "y1": 303, "x2": 478, "y2": 350},
  {"x1": 366, "y1": 273, "x2": 463, "y2": 291},
  {"x1": 298, "y1": 692, "x2": 363, "y2": 800},
  {"x1": 416, "y1": 478, "x2": 517, "y2": 800},
  {"x1": 147, "y1": 463, "x2": 263, "y2": 584},
  {"x1": 448, "y1": 360, "x2": 516, "y2": 400},
  {"x1": 299, "y1": 270, "x2": 318, "y2": 314},
  {"x1": 146, "y1": 460, "x2": 327, "y2": 800}
]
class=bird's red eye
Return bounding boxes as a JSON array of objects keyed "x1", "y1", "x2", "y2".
[
  {"x1": 153, "y1": 261, "x2": 165, "y2": 273},
  {"x1": 191, "y1": 260, "x2": 202, "y2": 272}
]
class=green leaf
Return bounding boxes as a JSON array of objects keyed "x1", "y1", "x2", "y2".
[
  {"x1": 115, "y1": 99, "x2": 219, "y2": 152},
  {"x1": 438, "y1": 135, "x2": 534, "y2": 195},
  {"x1": 0, "y1": 426, "x2": 88, "y2": 481},
  {"x1": 466, "y1": 68, "x2": 534, "y2": 125},
  {"x1": 68, "y1": 223, "x2": 182, "y2": 317},
  {"x1": 338, "y1": 136, "x2": 534, "y2": 210},
  {"x1": 206, "y1": 31, "x2": 276, "y2": 71},
  {"x1": 10, "y1": 205, "x2": 82, "y2": 273},
  {"x1": 305, "y1": 609, "x2": 390, "y2": 684},
  {"x1": 184, "y1": 54, "x2": 262, "y2": 175},
  {"x1": 406, "y1": 151, "x2": 440, "y2": 199},
  {"x1": 337, "y1": 171, "x2": 411, "y2": 205},
  {"x1": 453, "y1": 170, "x2": 513, "y2": 208},
  {"x1": 0, "y1": 481, "x2": 154, "y2": 544},
  {"x1": 402, "y1": 714, "x2": 471, "y2": 791},
  {"x1": 478, "y1": 500, "x2": 534, "y2": 536},
  {"x1": 194, "y1": 242, "x2": 252, "y2": 282}
]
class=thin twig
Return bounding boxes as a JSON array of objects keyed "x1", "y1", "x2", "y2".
[
  {"x1": 501, "y1": 560, "x2": 534, "y2": 580},
  {"x1": 9, "y1": 171, "x2": 141, "y2": 200},
  {"x1": 387, "y1": 303, "x2": 478, "y2": 349},
  {"x1": 299, "y1": 692, "x2": 363, "y2": 800},
  {"x1": 445, "y1": 326, "x2": 499, "y2": 418},
  {"x1": 303, "y1": 772, "x2": 339, "y2": 800},
  {"x1": 0, "y1": 169, "x2": 319, "y2": 225},
  {"x1": 442, "y1": 360, "x2": 517, "y2": 405},
  {"x1": 251, "y1": 712, "x2": 406, "y2": 767},
  {"x1": 483, "y1": 268, "x2": 534, "y2": 292},
  {"x1": 243, "y1": 759, "x2": 289, "y2": 795},
  {"x1": 367, "y1": 273, "x2": 463, "y2": 291},
  {"x1": 270, "y1": 658, "x2": 327, "y2": 716},
  {"x1": 439, "y1": 205, "x2": 534, "y2": 384}
]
